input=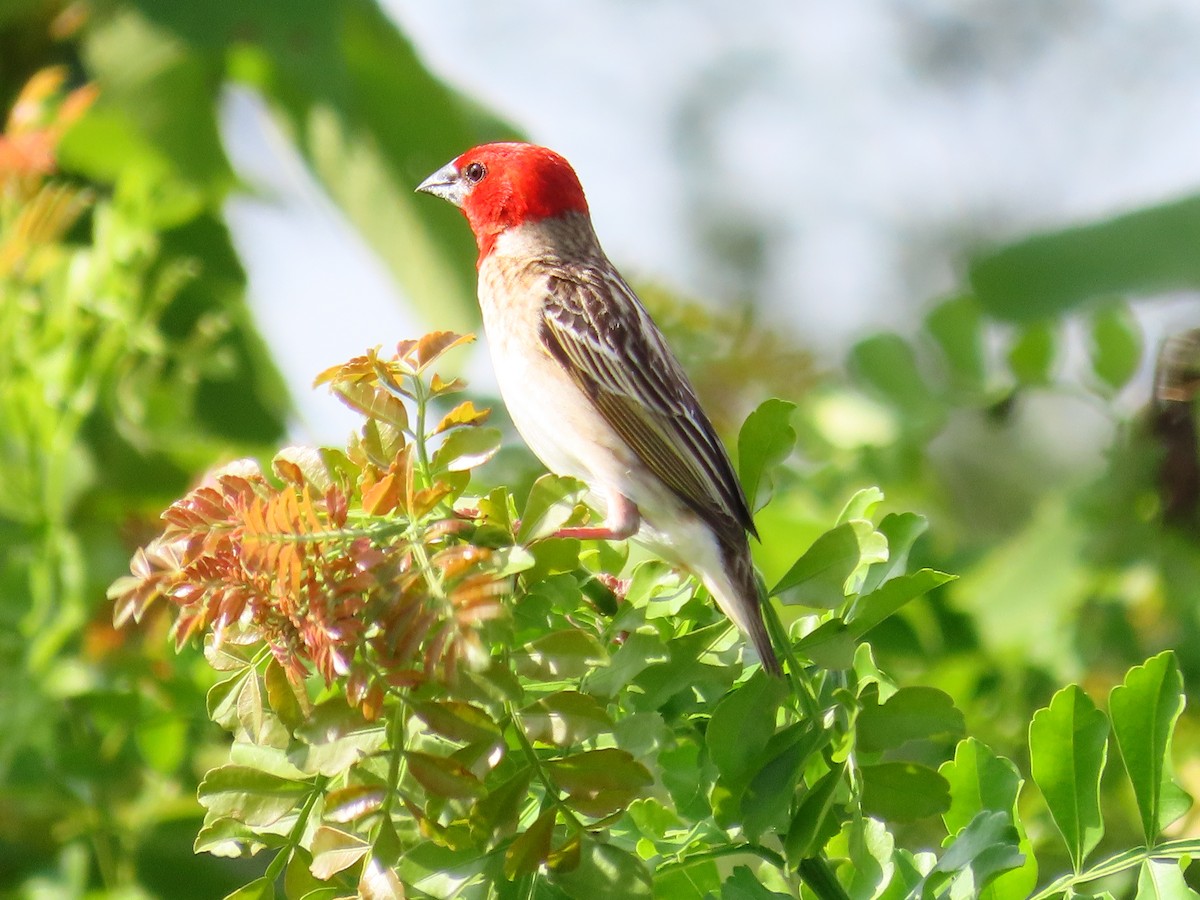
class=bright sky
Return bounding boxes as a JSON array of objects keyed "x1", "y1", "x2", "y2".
[{"x1": 222, "y1": 1, "x2": 1200, "y2": 443}]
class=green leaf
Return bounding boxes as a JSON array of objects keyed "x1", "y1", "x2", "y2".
[
  {"x1": 545, "y1": 749, "x2": 653, "y2": 818},
  {"x1": 860, "y1": 762, "x2": 950, "y2": 822},
  {"x1": 837, "y1": 487, "x2": 885, "y2": 524},
  {"x1": 411, "y1": 700, "x2": 502, "y2": 745},
  {"x1": 706, "y1": 671, "x2": 788, "y2": 783},
  {"x1": 970, "y1": 193, "x2": 1200, "y2": 321},
  {"x1": 860, "y1": 512, "x2": 928, "y2": 594},
  {"x1": 549, "y1": 839, "x2": 652, "y2": 899},
  {"x1": 1109, "y1": 651, "x2": 1193, "y2": 842},
  {"x1": 289, "y1": 700, "x2": 387, "y2": 776},
  {"x1": 264, "y1": 658, "x2": 307, "y2": 733},
  {"x1": 432, "y1": 426, "x2": 502, "y2": 472},
  {"x1": 405, "y1": 751, "x2": 485, "y2": 800},
  {"x1": 323, "y1": 784, "x2": 386, "y2": 825},
  {"x1": 857, "y1": 685, "x2": 965, "y2": 754},
  {"x1": 627, "y1": 797, "x2": 683, "y2": 843},
  {"x1": 848, "y1": 568, "x2": 955, "y2": 637},
  {"x1": 720, "y1": 865, "x2": 791, "y2": 899},
  {"x1": 470, "y1": 767, "x2": 532, "y2": 844},
  {"x1": 737, "y1": 398, "x2": 797, "y2": 511},
  {"x1": 742, "y1": 726, "x2": 824, "y2": 840},
  {"x1": 940, "y1": 738, "x2": 1023, "y2": 836},
  {"x1": 1135, "y1": 858, "x2": 1200, "y2": 900},
  {"x1": 926, "y1": 294, "x2": 986, "y2": 391},
  {"x1": 920, "y1": 810, "x2": 1024, "y2": 899},
  {"x1": 222, "y1": 877, "x2": 275, "y2": 900},
  {"x1": 517, "y1": 474, "x2": 587, "y2": 543},
  {"x1": 772, "y1": 521, "x2": 876, "y2": 605},
  {"x1": 309, "y1": 825, "x2": 370, "y2": 880},
  {"x1": 520, "y1": 690, "x2": 613, "y2": 746},
  {"x1": 794, "y1": 619, "x2": 857, "y2": 670},
  {"x1": 503, "y1": 806, "x2": 556, "y2": 879},
  {"x1": 1088, "y1": 301, "x2": 1143, "y2": 391},
  {"x1": 1029, "y1": 684, "x2": 1109, "y2": 871},
  {"x1": 1007, "y1": 321, "x2": 1057, "y2": 386},
  {"x1": 197, "y1": 765, "x2": 312, "y2": 828},
  {"x1": 515, "y1": 629, "x2": 608, "y2": 680},
  {"x1": 193, "y1": 816, "x2": 278, "y2": 857},
  {"x1": 785, "y1": 764, "x2": 846, "y2": 864},
  {"x1": 584, "y1": 631, "x2": 669, "y2": 698},
  {"x1": 850, "y1": 334, "x2": 941, "y2": 429}
]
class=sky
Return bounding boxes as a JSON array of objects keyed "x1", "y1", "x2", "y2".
[{"x1": 222, "y1": 1, "x2": 1200, "y2": 443}]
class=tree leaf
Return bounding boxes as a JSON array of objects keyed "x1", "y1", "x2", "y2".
[
  {"x1": 1135, "y1": 858, "x2": 1200, "y2": 900},
  {"x1": 970, "y1": 194, "x2": 1200, "y2": 322},
  {"x1": 503, "y1": 806, "x2": 556, "y2": 879},
  {"x1": 849, "y1": 334, "x2": 941, "y2": 430},
  {"x1": 289, "y1": 700, "x2": 387, "y2": 776},
  {"x1": 545, "y1": 749, "x2": 653, "y2": 818},
  {"x1": 720, "y1": 865, "x2": 792, "y2": 899},
  {"x1": 737, "y1": 398, "x2": 796, "y2": 512},
  {"x1": 1029, "y1": 684, "x2": 1109, "y2": 871},
  {"x1": 785, "y1": 764, "x2": 845, "y2": 864},
  {"x1": 926, "y1": 294, "x2": 985, "y2": 391},
  {"x1": 405, "y1": 751, "x2": 485, "y2": 800},
  {"x1": 860, "y1": 762, "x2": 950, "y2": 822},
  {"x1": 323, "y1": 784, "x2": 387, "y2": 825},
  {"x1": 518, "y1": 474, "x2": 587, "y2": 543},
  {"x1": 1088, "y1": 301, "x2": 1143, "y2": 392},
  {"x1": 434, "y1": 399, "x2": 490, "y2": 434},
  {"x1": 856, "y1": 685, "x2": 965, "y2": 754},
  {"x1": 919, "y1": 810, "x2": 1024, "y2": 899},
  {"x1": 860, "y1": 511, "x2": 928, "y2": 594},
  {"x1": 520, "y1": 691, "x2": 613, "y2": 746},
  {"x1": 1109, "y1": 651, "x2": 1193, "y2": 843},
  {"x1": 549, "y1": 838, "x2": 652, "y2": 899},
  {"x1": 741, "y1": 726, "x2": 823, "y2": 841},
  {"x1": 706, "y1": 671, "x2": 788, "y2": 783},
  {"x1": 940, "y1": 738, "x2": 1023, "y2": 836},
  {"x1": 197, "y1": 765, "x2": 312, "y2": 828},
  {"x1": 309, "y1": 825, "x2": 370, "y2": 880},
  {"x1": 470, "y1": 767, "x2": 532, "y2": 844},
  {"x1": 222, "y1": 877, "x2": 275, "y2": 900},
  {"x1": 772, "y1": 521, "x2": 875, "y2": 605},
  {"x1": 1007, "y1": 321, "x2": 1057, "y2": 386},
  {"x1": 515, "y1": 629, "x2": 608, "y2": 680},
  {"x1": 431, "y1": 426, "x2": 501, "y2": 473},
  {"x1": 848, "y1": 568, "x2": 955, "y2": 637},
  {"x1": 411, "y1": 700, "x2": 501, "y2": 745}
]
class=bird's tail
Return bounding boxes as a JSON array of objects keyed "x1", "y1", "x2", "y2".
[{"x1": 705, "y1": 538, "x2": 782, "y2": 677}]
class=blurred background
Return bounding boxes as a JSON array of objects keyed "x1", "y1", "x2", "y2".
[{"x1": 1, "y1": 0, "x2": 1198, "y2": 895}]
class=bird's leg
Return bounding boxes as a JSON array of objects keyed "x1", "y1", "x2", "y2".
[{"x1": 553, "y1": 491, "x2": 640, "y2": 541}]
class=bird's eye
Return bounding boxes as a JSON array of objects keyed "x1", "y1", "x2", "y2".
[{"x1": 463, "y1": 162, "x2": 487, "y2": 184}]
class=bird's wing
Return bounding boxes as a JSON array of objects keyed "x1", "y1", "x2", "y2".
[{"x1": 539, "y1": 266, "x2": 757, "y2": 538}]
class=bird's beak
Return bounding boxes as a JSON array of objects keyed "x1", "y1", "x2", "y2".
[{"x1": 415, "y1": 161, "x2": 466, "y2": 207}]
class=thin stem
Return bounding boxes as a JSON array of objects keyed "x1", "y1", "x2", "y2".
[
  {"x1": 380, "y1": 701, "x2": 408, "y2": 817},
  {"x1": 412, "y1": 374, "x2": 432, "y2": 490},
  {"x1": 505, "y1": 704, "x2": 586, "y2": 834},
  {"x1": 762, "y1": 598, "x2": 822, "y2": 724},
  {"x1": 264, "y1": 775, "x2": 328, "y2": 882},
  {"x1": 1028, "y1": 839, "x2": 1200, "y2": 900},
  {"x1": 657, "y1": 841, "x2": 787, "y2": 873}
]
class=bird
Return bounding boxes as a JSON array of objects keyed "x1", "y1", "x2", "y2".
[{"x1": 416, "y1": 142, "x2": 780, "y2": 676}]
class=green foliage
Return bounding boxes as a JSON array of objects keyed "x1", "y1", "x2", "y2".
[
  {"x1": 4, "y1": 2, "x2": 1200, "y2": 898},
  {"x1": 103, "y1": 336, "x2": 1200, "y2": 898}
]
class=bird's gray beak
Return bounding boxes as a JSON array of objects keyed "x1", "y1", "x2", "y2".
[{"x1": 416, "y1": 161, "x2": 466, "y2": 207}]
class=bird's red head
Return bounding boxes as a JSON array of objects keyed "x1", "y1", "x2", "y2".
[{"x1": 417, "y1": 142, "x2": 590, "y2": 259}]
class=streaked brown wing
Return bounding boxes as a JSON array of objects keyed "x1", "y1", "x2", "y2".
[{"x1": 538, "y1": 265, "x2": 756, "y2": 539}]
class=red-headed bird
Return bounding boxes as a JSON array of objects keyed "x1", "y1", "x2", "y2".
[{"x1": 417, "y1": 142, "x2": 780, "y2": 676}]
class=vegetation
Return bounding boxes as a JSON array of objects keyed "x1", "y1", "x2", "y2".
[{"x1": 2, "y1": 2, "x2": 1199, "y2": 898}]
